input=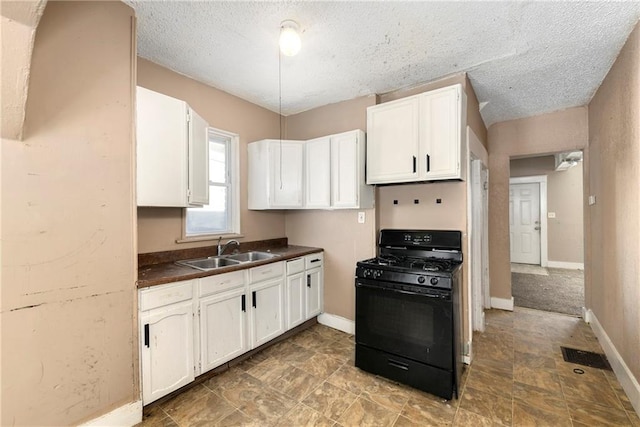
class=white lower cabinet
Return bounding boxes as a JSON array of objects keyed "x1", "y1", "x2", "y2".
[
  {"x1": 198, "y1": 287, "x2": 248, "y2": 374},
  {"x1": 305, "y1": 254, "x2": 324, "y2": 319},
  {"x1": 286, "y1": 258, "x2": 306, "y2": 329},
  {"x1": 249, "y1": 262, "x2": 285, "y2": 348},
  {"x1": 139, "y1": 255, "x2": 322, "y2": 404},
  {"x1": 140, "y1": 281, "x2": 195, "y2": 405}
]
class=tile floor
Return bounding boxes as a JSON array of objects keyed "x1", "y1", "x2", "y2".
[{"x1": 139, "y1": 308, "x2": 639, "y2": 426}]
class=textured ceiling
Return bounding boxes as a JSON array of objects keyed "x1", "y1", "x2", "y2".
[{"x1": 126, "y1": 1, "x2": 640, "y2": 126}]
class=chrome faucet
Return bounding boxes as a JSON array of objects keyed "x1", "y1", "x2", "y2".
[{"x1": 217, "y1": 237, "x2": 240, "y2": 256}]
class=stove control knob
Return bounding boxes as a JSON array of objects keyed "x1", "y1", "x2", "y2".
[
  {"x1": 430, "y1": 277, "x2": 439, "y2": 285},
  {"x1": 417, "y1": 276, "x2": 426, "y2": 284}
]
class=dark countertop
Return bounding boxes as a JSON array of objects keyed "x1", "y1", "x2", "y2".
[{"x1": 137, "y1": 245, "x2": 323, "y2": 289}]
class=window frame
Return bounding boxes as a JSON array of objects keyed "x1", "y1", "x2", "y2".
[{"x1": 180, "y1": 127, "x2": 241, "y2": 241}]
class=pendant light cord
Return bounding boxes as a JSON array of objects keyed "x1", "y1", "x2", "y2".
[{"x1": 278, "y1": 45, "x2": 284, "y2": 190}]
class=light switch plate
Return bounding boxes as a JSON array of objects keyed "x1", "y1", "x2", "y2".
[
  {"x1": 358, "y1": 212, "x2": 365, "y2": 223},
  {"x1": 589, "y1": 195, "x2": 596, "y2": 205},
  {"x1": 548, "y1": 212, "x2": 556, "y2": 218}
]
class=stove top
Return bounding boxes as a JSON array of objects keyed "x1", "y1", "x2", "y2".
[{"x1": 358, "y1": 255, "x2": 460, "y2": 274}]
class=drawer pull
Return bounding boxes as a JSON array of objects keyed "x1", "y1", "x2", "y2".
[
  {"x1": 388, "y1": 359, "x2": 409, "y2": 371},
  {"x1": 260, "y1": 269, "x2": 272, "y2": 275},
  {"x1": 310, "y1": 259, "x2": 320, "y2": 263},
  {"x1": 220, "y1": 280, "x2": 230, "y2": 285}
]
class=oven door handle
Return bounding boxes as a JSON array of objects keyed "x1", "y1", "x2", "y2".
[{"x1": 355, "y1": 280, "x2": 445, "y2": 299}]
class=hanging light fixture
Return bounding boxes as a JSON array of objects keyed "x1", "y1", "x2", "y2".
[{"x1": 279, "y1": 20, "x2": 301, "y2": 57}]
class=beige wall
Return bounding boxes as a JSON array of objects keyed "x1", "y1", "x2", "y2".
[
  {"x1": 1, "y1": 2, "x2": 137, "y2": 425},
  {"x1": 487, "y1": 107, "x2": 589, "y2": 299},
  {"x1": 510, "y1": 157, "x2": 584, "y2": 264},
  {"x1": 284, "y1": 96, "x2": 377, "y2": 320},
  {"x1": 587, "y1": 22, "x2": 640, "y2": 387},
  {"x1": 136, "y1": 59, "x2": 286, "y2": 253}
]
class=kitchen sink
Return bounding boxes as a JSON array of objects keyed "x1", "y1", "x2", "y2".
[
  {"x1": 226, "y1": 251, "x2": 279, "y2": 262},
  {"x1": 175, "y1": 256, "x2": 242, "y2": 271}
]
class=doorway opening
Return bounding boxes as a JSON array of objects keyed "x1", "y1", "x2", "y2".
[{"x1": 508, "y1": 153, "x2": 585, "y2": 316}]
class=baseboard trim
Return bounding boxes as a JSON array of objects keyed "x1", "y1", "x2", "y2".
[
  {"x1": 317, "y1": 313, "x2": 355, "y2": 335},
  {"x1": 80, "y1": 400, "x2": 142, "y2": 427},
  {"x1": 490, "y1": 297, "x2": 514, "y2": 311},
  {"x1": 586, "y1": 309, "x2": 640, "y2": 415},
  {"x1": 547, "y1": 261, "x2": 584, "y2": 270}
]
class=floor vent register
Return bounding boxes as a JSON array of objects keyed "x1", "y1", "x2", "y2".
[{"x1": 561, "y1": 347, "x2": 612, "y2": 370}]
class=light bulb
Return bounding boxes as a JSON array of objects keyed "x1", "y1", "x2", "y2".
[{"x1": 279, "y1": 20, "x2": 301, "y2": 57}]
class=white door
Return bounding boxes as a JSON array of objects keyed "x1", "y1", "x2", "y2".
[
  {"x1": 251, "y1": 278, "x2": 285, "y2": 348},
  {"x1": 510, "y1": 183, "x2": 541, "y2": 264},
  {"x1": 188, "y1": 107, "x2": 209, "y2": 206},
  {"x1": 331, "y1": 131, "x2": 359, "y2": 208},
  {"x1": 286, "y1": 272, "x2": 306, "y2": 329},
  {"x1": 199, "y1": 288, "x2": 248, "y2": 374},
  {"x1": 470, "y1": 159, "x2": 486, "y2": 332},
  {"x1": 305, "y1": 136, "x2": 331, "y2": 208},
  {"x1": 306, "y1": 268, "x2": 323, "y2": 319},
  {"x1": 366, "y1": 96, "x2": 420, "y2": 184},
  {"x1": 270, "y1": 141, "x2": 303, "y2": 208},
  {"x1": 420, "y1": 85, "x2": 461, "y2": 179},
  {"x1": 140, "y1": 301, "x2": 194, "y2": 404}
]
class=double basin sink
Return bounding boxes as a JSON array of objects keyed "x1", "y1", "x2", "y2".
[{"x1": 175, "y1": 251, "x2": 279, "y2": 271}]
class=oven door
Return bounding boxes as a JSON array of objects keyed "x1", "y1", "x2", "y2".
[{"x1": 355, "y1": 279, "x2": 453, "y2": 370}]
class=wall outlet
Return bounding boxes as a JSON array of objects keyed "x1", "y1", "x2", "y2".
[
  {"x1": 548, "y1": 212, "x2": 556, "y2": 218},
  {"x1": 357, "y1": 211, "x2": 365, "y2": 224},
  {"x1": 589, "y1": 195, "x2": 596, "y2": 205}
]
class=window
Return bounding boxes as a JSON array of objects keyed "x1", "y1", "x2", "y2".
[{"x1": 185, "y1": 128, "x2": 239, "y2": 237}]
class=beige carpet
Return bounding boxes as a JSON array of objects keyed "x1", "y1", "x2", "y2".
[
  {"x1": 512, "y1": 268, "x2": 584, "y2": 316},
  {"x1": 511, "y1": 262, "x2": 549, "y2": 275}
]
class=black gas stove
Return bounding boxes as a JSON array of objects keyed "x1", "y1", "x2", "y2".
[{"x1": 355, "y1": 229, "x2": 464, "y2": 400}]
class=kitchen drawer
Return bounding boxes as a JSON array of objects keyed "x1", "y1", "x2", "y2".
[
  {"x1": 305, "y1": 253, "x2": 324, "y2": 269},
  {"x1": 199, "y1": 270, "x2": 246, "y2": 297},
  {"x1": 140, "y1": 280, "x2": 193, "y2": 311},
  {"x1": 286, "y1": 258, "x2": 304, "y2": 275},
  {"x1": 250, "y1": 261, "x2": 284, "y2": 283}
]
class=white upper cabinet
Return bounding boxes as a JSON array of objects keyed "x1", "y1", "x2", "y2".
[
  {"x1": 136, "y1": 86, "x2": 209, "y2": 207},
  {"x1": 248, "y1": 139, "x2": 304, "y2": 209},
  {"x1": 305, "y1": 136, "x2": 332, "y2": 208},
  {"x1": 366, "y1": 84, "x2": 466, "y2": 184},
  {"x1": 366, "y1": 96, "x2": 421, "y2": 184},
  {"x1": 330, "y1": 130, "x2": 373, "y2": 209}
]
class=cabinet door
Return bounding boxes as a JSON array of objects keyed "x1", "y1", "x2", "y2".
[
  {"x1": 270, "y1": 141, "x2": 303, "y2": 208},
  {"x1": 331, "y1": 131, "x2": 359, "y2": 208},
  {"x1": 140, "y1": 300, "x2": 194, "y2": 405},
  {"x1": 136, "y1": 86, "x2": 188, "y2": 207},
  {"x1": 420, "y1": 85, "x2": 461, "y2": 180},
  {"x1": 188, "y1": 107, "x2": 209, "y2": 206},
  {"x1": 286, "y1": 272, "x2": 306, "y2": 329},
  {"x1": 251, "y1": 278, "x2": 285, "y2": 348},
  {"x1": 366, "y1": 97, "x2": 420, "y2": 184},
  {"x1": 199, "y1": 288, "x2": 248, "y2": 373},
  {"x1": 306, "y1": 267, "x2": 323, "y2": 319},
  {"x1": 305, "y1": 136, "x2": 331, "y2": 208}
]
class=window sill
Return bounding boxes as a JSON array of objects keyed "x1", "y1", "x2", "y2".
[{"x1": 176, "y1": 233, "x2": 244, "y2": 244}]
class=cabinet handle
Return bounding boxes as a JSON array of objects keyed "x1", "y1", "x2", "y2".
[
  {"x1": 260, "y1": 269, "x2": 272, "y2": 275},
  {"x1": 412, "y1": 156, "x2": 417, "y2": 173},
  {"x1": 307, "y1": 274, "x2": 311, "y2": 288},
  {"x1": 426, "y1": 154, "x2": 431, "y2": 172},
  {"x1": 310, "y1": 258, "x2": 320, "y2": 263},
  {"x1": 241, "y1": 294, "x2": 246, "y2": 312},
  {"x1": 144, "y1": 324, "x2": 150, "y2": 348},
  {"x1": 252, "y1": 291, "x2": 257, "y2": 308}
]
